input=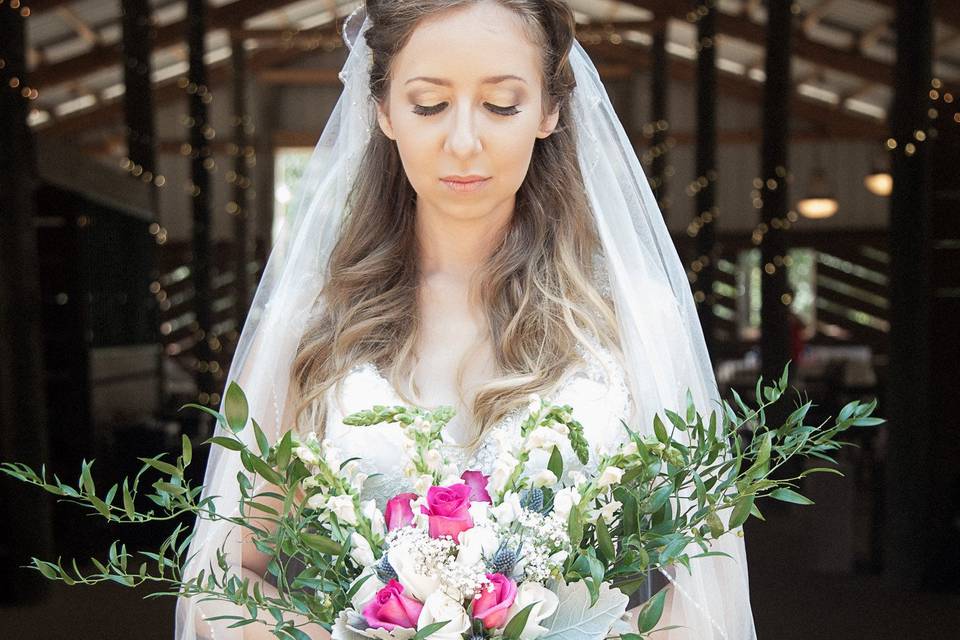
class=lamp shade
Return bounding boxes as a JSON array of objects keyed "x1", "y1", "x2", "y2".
[{"x1": 798, "y1": 168, "x2": 838, "y2": 219}]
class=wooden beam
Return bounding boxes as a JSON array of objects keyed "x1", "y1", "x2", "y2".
[
  {"x1": 31, "y1": 0, "x2": 312, "y2": 89},
  {"x1": 621, "y1": 1, "x2": 893, "y2": 85},
  {"x1": 872, "y1": 0, "x2": 960, "y2": 32},
  {"x1": 588, "y1": 40, "x2": 885, "y2": 138},
  {"x1": 56, "y1": 6, "x2": 102, "y2": 47},
  {"x1": 35, "y1": 20, "x2": 346, "y2": 137}
]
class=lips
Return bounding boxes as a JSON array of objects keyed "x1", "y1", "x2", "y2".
[
  {"x1": 440, "y1": 175, "x2": 492, "y2": 193},
  {"x1": 441, "y1": 175, "x2": 489, "y2": 183}
]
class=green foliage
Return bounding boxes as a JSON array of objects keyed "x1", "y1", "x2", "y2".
[{"x1": 0, "y1": 362, "x2": 884, "y2": 640}]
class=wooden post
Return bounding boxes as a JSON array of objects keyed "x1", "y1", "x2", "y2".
[
  {"x1": 121, "y1": 0, "x2": 164, "y2": 411},
  {"x1": 187, "y1": 0, "x2": 215, "y2": 404},
  {"x1": 884, "y1": 0, "x2": 935, "y2": 591},
  {"x1": 650, "y1": 18, "x2": 670, "y2": 219},
  {"x1": 231, "y1": 33, "x2": 252, "y2": 329},
  {"x1": 694, "y1": 1, "x2": 719, "y2": 359},
  {"x1": 0, "y1": 1, "x2": 53, "y2": 603},
  {"x1": 758, "y1": 1, "x2": 793, "y2": 385}
]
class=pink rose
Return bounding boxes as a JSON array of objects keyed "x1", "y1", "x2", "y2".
[
  {"x1": 420, "y1": 483, "x2": 474, "y2": 542},
  {"x1": 473, "y1": 573, "x2": 518, "y2": 629},
  {"x1": 460, "y1": 470, "x2": 492, "y2": 503},
  {"x1": 362, "y1": 579, "x2": 424, "y2": 630},
  {"x1": 384, "y1": 492, "x2": 417, "y2": 531}
]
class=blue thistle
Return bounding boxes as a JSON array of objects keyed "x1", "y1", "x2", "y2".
[
  {"x1": 487, "y1": 544, "x2": 519, "y2": 576},
  {"x1": 520, "y1": 487, "x2": 544, "y2": 512},
  {"x1": 374, "y1": 554, "x2": 397, "y2": 582}
]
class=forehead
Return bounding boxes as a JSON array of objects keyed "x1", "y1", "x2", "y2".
[{"x1": 391, "y1": 2, "x2": 543, "y2": 87}]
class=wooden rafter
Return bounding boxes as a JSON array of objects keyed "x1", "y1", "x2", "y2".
[
  {"x1": 55, "y1": 6, "x2": 102, "y2": 47},
  {"x1": 31, "y1": 0, "x2": 312, "y2": 89},
  {"x1": 802, "y1": 0, "x2": 840, "y2": 34},
  {"x1": 622, "y1": 0, "x2": 894, "y2": 86}
]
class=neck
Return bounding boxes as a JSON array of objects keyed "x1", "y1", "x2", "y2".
[{"x1": 414, "y1": 195, "x2": 515, "y2": 282}]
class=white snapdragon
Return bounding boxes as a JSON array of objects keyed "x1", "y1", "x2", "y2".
[
  {"x1": 525, "y1": 426, "x2": 565, "y2": 452},
  {"x1": 326, "y1": 494, "x2": 358, "y2": 526},
  {"x1": 567, "y1": 470, "x2": 587, "y2": 489},
  {"x1": 322, "y1": 442, "x2": 343, "y2": 470},
  {"x1": 292, "y1": 444, "x2": 320, "y2": 467},
  {"x1": 423, "y1": 448, "x2": 444, "y2": 472},
  {"x1": 531, "y1": 469, "x2": 558, "y2": 488},
  {"x1": 596, "y1": 465, "x2": 625, "y2": 490},
  {"x1": 620, "y1": 440, "x2": 639, "y2": 457},
  {"x1": 489, "y1": 454, "x2": 518, "y2": 494},
  {"x1": 362, "y1": 499, "x2": 386, "y2": 537},
  {"x1": 306, "y1": 493, "x2": 327, "y2": 510},
  {"x1": 527, "y1": 393, "x2": 543, "y2": 415},
  {"x1": 350, "y1": 471, "x2": 369, "y2": 493},
  {"x1": 413, "y1": 473, "x2": 434, "y2": 495},
  {"x1": 301, "y1": 475, "x2": 321, "y2": 490},
  {"x1": 349, "y1": 532, "x2": 376, "y2": 566},
  {"x1": 552, "y1": 487, "x2": 580, "y2": 522},
  {"x1": 594, "y1": 500, "x2": 622, "y2": 525},
  {"x1": 491, "y1": 491, "x2": 524, "y2": 525}
]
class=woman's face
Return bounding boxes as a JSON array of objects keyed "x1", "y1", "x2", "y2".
[{"x1": 376, "y1": 1, "x2": 560, "y2": 222}]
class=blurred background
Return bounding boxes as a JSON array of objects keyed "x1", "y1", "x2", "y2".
[{"x1": 1, "y1": 0, "x2": 957, "y2": 638}]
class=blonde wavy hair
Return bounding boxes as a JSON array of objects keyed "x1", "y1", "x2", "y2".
[{"x1": 291, "y1": 0, "x2": 624, "y2": 450}]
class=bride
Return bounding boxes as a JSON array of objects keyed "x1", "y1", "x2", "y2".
[{"x1": 176, "y1": 1, "x2": 756, "y2": 639}]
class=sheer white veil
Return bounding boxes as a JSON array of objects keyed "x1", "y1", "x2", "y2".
[{"x1": 175, "y1": 5, "x2": 755, "y2": 639}]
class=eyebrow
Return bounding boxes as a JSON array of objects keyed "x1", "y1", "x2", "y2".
[{"x1": 404, "y1": 74, "x2": 527, "y2": 86}]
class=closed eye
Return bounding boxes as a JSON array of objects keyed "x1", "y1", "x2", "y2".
[{"x1": 412, "y1": 102, "x2": 521, "y2": 117}]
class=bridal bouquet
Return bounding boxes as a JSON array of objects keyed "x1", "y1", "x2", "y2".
[{"x1": 0, "y1": 365, "x2": 884, "y2": 640}]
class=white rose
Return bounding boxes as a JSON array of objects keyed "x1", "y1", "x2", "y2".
[
  {"x1": 350, "y1": 532, "x2": 376, "y2": 567},
  {"x1": 505, "y1": 582, "x2": 560, "y2": 640},
  {"x1": 456, "y1": 526, "x2": 500, "y2": 566},
  {"x1": 416, "y1": 591, "x2": 471, "y2": 640},
  {"x1": 388, "y1": 541, "x2": 440, "y2": 602},
  {"x1": 327, "y1": 494, "x2": 358, "y2": 526},
  {"x1": 549, "y1": 549, "x2": 568, "y2": 566},
  {"x1": 349, "y1": 568, "x2": 385, "y2": 611},
  {"x1": 552, "y1": 487, "x2": 580, "y2": 522},
  {"x1": 362, "y1": 499, "x2": 386, "y2": 537},
  {"x1": 491, "y1": 491, "x2": 523, "y2": 525},
  {"x1": 596, "y1": 465, "x2": 625, "y2": 490},
  {"x1": 532, "y1": 469, "x2": 558, "y2": 488}
]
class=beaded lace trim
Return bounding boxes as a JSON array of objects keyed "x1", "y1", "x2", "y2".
[{"x1": 328, "y1": 342, "x2": 633, "y2": 507}]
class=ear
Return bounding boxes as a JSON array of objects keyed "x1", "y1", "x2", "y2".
[
  {"x1": 376, "y1": 100, "x2": 396, "y2": 140},
  {"x1": 536, "y1": 106, "x2": 560, "y2": 139}
]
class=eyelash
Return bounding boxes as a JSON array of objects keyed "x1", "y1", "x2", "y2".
[{"x1": 412, "y1": 102, "x2": 521, "y2": 117}]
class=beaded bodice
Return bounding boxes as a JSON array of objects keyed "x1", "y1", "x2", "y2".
[{"x1": 323, "y1": 342, "x2": 633, "y2": 509}]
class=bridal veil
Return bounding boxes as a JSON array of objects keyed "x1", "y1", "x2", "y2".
[{"x1": 175, "y1": 5, "x2": 756, "y2": 639}]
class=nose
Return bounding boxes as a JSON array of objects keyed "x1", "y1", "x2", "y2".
[{"x1": 443, "y1": 102, "x2": 483, "y2": 159}]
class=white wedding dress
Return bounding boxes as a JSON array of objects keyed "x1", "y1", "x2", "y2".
[{"x1": 323, "y1": 341, "x2": 634, "y2": 509}]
